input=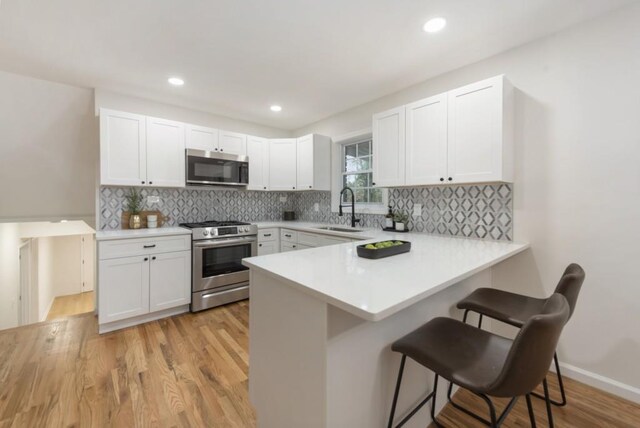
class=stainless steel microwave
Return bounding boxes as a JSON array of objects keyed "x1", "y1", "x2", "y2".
[{"x1": 186, "y1": 149, "x2": 249, "y2": 187}]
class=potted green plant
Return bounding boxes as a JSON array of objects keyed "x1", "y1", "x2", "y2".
[
  {"x1": 394, "y1": 210, "x2": 409, "y2": 231},
  {"x1": 125, "y1": 188, "x2": 144, "y2": 229}
]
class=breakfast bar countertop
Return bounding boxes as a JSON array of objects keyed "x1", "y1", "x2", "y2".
[{"x1": 243, "y1": 231, "x2": 528, "y2": 321}]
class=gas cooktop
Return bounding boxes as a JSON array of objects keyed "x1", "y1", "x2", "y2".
[{"x1": 179, "y1": 220, "x2": 258, "y2": 240}]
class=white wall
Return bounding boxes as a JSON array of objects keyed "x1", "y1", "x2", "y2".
[
  {"x1": 34, "y1": 234, "x2": 89, "y2": 321},
  {"x1": 0, "y1": 70, "x2": 98, "y2": 224},
  {"x1": 296, "y1": 3, "x2": 640, "y2": 397},
  {"x1": 95, "y1": 89, "x2": 291, "y2": 138},
  {"x1": 0, "y1": 223, "x2": 21, "y2": 329}
]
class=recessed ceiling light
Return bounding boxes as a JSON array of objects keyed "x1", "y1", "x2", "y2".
[
  {"x1": 168, "y1": 77, "x2": 185, "y2": 86},
  {"x1": 423, "y1": 17, "x2": 447, "y2": 33},
  {"x1": 270, "y1": 105, "x2": 282, "y2": 112}
]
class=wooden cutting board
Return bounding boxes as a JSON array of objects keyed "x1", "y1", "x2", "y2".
[{"x1": 121, "y1": 210, "x2": 169, "y2": 229}]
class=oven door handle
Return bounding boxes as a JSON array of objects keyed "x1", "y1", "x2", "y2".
[
  {"x1": 194, "y1": 236, "x2": 257, "y2": 248},
  {"x1": 201, "y1": 285, "x2": 250, "y2": 300}
]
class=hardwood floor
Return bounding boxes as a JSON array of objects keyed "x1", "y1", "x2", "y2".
[
  {"x1": 433, "y1": 374, "x2": 640, "y2": 427},
  {"x1": 46, "y1": 291, "x2": 95, "y2": 321},
  {"x1": 1, "y1": 300, "x2": 639, "y2": 427},
  {"x1": 0, "y1": 301, "x2": 253, "y2": 427}
]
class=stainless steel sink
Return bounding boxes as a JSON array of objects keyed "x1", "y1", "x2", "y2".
[{"x1": 315, "y1": 226, "x2": 364, "y2": 233}]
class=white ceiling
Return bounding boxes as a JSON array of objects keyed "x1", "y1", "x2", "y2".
[{"x1": 0, "y1": 0, "x2": 633, "y2": 130}]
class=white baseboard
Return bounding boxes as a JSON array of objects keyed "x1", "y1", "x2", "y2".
[{"x1": 557, "y1": 362, "x2": 640, "y2": 404}]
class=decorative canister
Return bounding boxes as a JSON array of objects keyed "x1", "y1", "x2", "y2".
[
  {"x1": 129, "y1": 214, "x2": 142, "y2": 229},
  {"x1": 147, "y1": 214, "x2": 158, "y2": 229}
]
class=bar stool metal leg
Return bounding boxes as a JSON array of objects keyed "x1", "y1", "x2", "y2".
[
  {"x1": 387, "y1": 355, "x2": 406, "y2": 428},
  {"x1": 542, "y1": 378, "x2": 555, "y2": 428},
  {"x1": 525, "y1": 394, "x2": 537, "y2": 428},
  {"x1": 387, "y1": 355, "x2": 436, "y2": 428},
  {"x1": 531, "y1": 353, "x2": 567, "y2": 406}
]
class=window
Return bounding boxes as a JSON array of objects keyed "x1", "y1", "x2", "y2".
[{"x1": 341, "y1": 139, "x2": 383, "y2": 205}]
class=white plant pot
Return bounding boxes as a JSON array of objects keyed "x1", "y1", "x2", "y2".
[{"x1": 395, "y1": 222, "x2": 405, "y2": 231}]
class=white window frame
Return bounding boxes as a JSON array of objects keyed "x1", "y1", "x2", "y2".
[{"x1": 331, "y1": 128, "x2": 388, "y2": 215}]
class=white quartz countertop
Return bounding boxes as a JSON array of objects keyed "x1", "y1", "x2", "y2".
[
  {"x1": 96, "y1": 227, "x2": 191, "y2": 241},
  {"x1": 253, "y1": 221, "x2": 376, "y2": 240},
  {"x1": 243, "y1": 231, "x2": 529, "y2": 321}
]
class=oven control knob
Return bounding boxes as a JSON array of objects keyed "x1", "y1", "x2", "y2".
[{"x1": 203, "y1": 230, "x2": 210, "y2": 237}]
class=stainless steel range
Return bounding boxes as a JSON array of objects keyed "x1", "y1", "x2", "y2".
[{"x1": 180, "y1": 220, "x2": 258, "y2": 312}]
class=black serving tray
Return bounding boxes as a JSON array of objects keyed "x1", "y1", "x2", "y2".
[
  {"x1": 381, "y1": 227, "x2": 409, "y2": 233},
  {"x1": 357, "y1": 240, "x2": 411, "y2": 259}
]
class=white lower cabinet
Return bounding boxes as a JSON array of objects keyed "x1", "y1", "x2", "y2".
[
  {"x1": 265, "y1": 228, "x2": 359, "y2": 253},
  {"x1": 281, "y1": 241, "x2": 298, "y2": 252},
  {"x1": 98, "y1": 234, "x2": 191, "y2": 333},
  {"x1": 99, "y1": 256, "x2": 150, "y2": 324},
  {"x1": 258, "y1": 241, "x2": 279, "y2": 256},
  {"x1": 149, "y1": 251, "x2": 191, "y2": 312},
  {"x1": 258, "y1": 228, "x2": 280, "y2": 255}
]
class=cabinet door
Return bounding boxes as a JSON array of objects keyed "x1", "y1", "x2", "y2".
[
  {"x1": 258, "y1": 241, "x2": 278, "y2": 256},
  {"x1": 99, "y1": 256, "x2": 150, "y2": 323},
  {"x1": 146, "y1": 117, "x2": 185, "y2": 187},
  {"x1": 405, "y1": 94, "x2": 448, "y2": 185},
  {"x1": 447, "y1": 76, "x2": 504, "y2": 183},
  {"x1": 247, "y1": 136, "x2": 269, "y2": 190},
  {"x1": 281, "y1": 241, "x2": 298, "y2": 252},
  {"x1": 149, "y1": 251, "x2": 191, "y2": 312},
  {"x1": 269, "y1": 139, "x2": 297, "y2": 191},
  {"x1": 296, "y1": 135, "x2": 314, "y2": 190},
  {"x1": 100, "y1": 109, "x2": 147, "y2": 186},
  {"x1": 219, "y1": 130, "x2": 247, "y2": 155},
  {"x1": 372, "y1": 106, "x2": 405, "y2": 187},
  {"x1": 186, "y1": 124, "x2": 219, "y2": 151}
]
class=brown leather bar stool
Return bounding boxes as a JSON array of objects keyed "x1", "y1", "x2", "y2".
[
  {"x1": 456, "y1": 263, "x2": 585, "y2": 407},
  {"x1": 387, "y1": 294, "x2": 570, "y2": 428}
]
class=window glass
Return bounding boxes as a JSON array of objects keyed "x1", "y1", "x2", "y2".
[{"x1": 341, "y1": 140, "x2": 379, "y2": 205}]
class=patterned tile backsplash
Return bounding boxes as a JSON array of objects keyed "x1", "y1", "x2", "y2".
[{"x1": 99, "y1": 183, "x2": 513, "y2": 241}]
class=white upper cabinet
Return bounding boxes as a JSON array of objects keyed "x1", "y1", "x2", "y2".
[
  {"x1": 100, "y1": 109, "x2": 332, "y2": 191},
  {"x1": 372, "y1": 106, "x2": 406, "y2": 187},
  {"x1": 219, "y1": 130, "x2": 247, "y2": 155},
  {"x1": 372, "y1": 75, "x2": 514, "y2": 187},
  {"x1": 146, "y1": 117, "x2": 185, "y2": 188},
  {"x1": 447, "y1": 75, "x2": 513, "y2": 184},
  {"x1": 247, "y1": 136, "x2": 270, "y2": 191},
  {"x1": 268, "y1": 138, "x2": 297, "y2": 191},
  {"x1": 185, "y1": 124, "x2": 219, "y2": 152},
  {"x1": 296, "y1": 134, "x2": 331, "y2": 191},
  {"x1": 100, "y1": 109, "x2": 147, "y2": 186},
  {"x1": 405, "y1": 94, "x2": 448, "y2": 186},
  {"x1": 100, "y1": 109, "x2": 185, "y2": 187}
]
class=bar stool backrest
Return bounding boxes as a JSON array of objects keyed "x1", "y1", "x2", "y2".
[
  {"x1": 487, "y1": 294, "x2": 570, "y2": 398},
  {"x1": 553, "y1": 263, "x2": 585, "y2": 319}
]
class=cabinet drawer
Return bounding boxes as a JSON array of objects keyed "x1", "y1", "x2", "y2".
[
  {"x1": 258, "y1": 228, "x2": 278, "y2": 242},
  {"x1": 99, "y1": 235, "x2": 191, "y2": 260},
  {"x1": 297, "y1": 232, "x2": 319, "y2": 247},
  {"x1": 281, "y1": 229, "x2": 297, "y2": 242}
]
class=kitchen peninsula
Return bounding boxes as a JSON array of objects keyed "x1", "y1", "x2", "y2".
[{"x1": 243, "y1": 231, "x2": 528, "y2": 428}]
